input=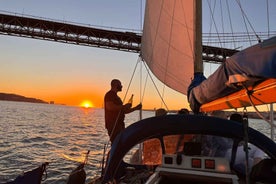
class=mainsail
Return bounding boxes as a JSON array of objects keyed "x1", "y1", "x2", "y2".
[{"x1": 141, "y1": 0, "x2": 195, "y2": 95}]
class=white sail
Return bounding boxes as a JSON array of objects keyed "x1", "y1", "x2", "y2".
[{"x1": 141, "y1": 0, "x2": 195, "y2": 95}]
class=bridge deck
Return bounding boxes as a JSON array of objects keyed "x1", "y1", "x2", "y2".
[{"x1": 0, "y1": 13, "x2": 238, "y2": 62}]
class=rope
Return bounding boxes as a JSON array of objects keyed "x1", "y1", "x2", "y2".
[
  {"x1": 242, "y1": 110, "x2": 250, "y2": 184},
  {"x1": 141, "y1": 58, "x2": 169, "y2": 111},
  {"x1": 226, "y1": 0, "x2": 237, "y2": 48},
  {"x1": 41, "y1": 162, "x2": 49, "y2": 181},
  {"x1": 101, "y1": 144, "x2": 106, "y2": 177},
  {"x1": 219, "y1": 0, "x2": 225, "y2": 48},
  {"x1": 266, "y1": 0, "x2": 270, "y2": 37},
  {"x1": 139, "y1": 57, "x2": 143, "y2": 120},
  {"x1": 140, "y1": 67, "x2": 148, "y2": 103},
  {"x1": 235, "y1": 0, "x2": 261, "y2": 43},
  {"x1": 242, "y1": 84, "x2": 276, "y2": 128},
  {"x1": 122, "y1": 58, "x2": 140, "y2": 102},
  {"x1": 207, "y1": 0, "x2": 223, "y2": 49}
]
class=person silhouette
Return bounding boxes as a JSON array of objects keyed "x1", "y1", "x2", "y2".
[{"x1": 104, "y1": 79, "x2": 142, "y2": 144}]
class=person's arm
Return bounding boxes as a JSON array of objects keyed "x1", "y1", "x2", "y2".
[
  {"x1": 105, "y1": 101, "x2": 137, "y2": 112},
  {"x1": 124, "y1": 103, "x2": 142, "y2": 114}
]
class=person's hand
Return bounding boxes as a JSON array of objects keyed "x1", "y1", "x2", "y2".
[
  {"x1": 135, "y1": 103, "x2": 142, "y2": 110},
  {"x1": 123, "y1": 103, "x2": 132, "y2": 110}
]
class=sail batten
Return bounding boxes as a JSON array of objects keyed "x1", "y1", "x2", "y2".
[{"x1": 141, "y1": 0, "x2": 195, "y2": 95}]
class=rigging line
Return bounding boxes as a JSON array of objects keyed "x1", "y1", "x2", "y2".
[
  {"x1": 141, "y1": 71, "x2": 148, "y2": 103},
  {"x1": 139, "y1": 57, "x2": 149, "y2": 104},
  {"x1": 219, "y1": 0, "x2": 225, "y2": 48},
  {"x1": 139, "y1": 57, "x2": 143, "y2": 120},
  {"x1": 140, "y1": 0, "x2": 143, "y2": 31},
  {"x1": 122, "y1": 58, "x2": 140, "y2": 103},
  {"x1": 241, "y1": 108, "x2": 250, "y2": 184},
  {"x1": 141, "y1": 59, "x2": 169, "y2": 111},
  {"x1": 266, "y1": 0, "x2": 270, "y2": 37},
  {"x1": 140, "y1": 57, "x2": 142, "y2": 103},
  {"x1": 226, "y1": 0, "x2": 237, "y2": 48},
  {"x1": 100, "y1": 144, "x2": 107, "y2": 177},
  {"x1": 236, "y1": 0, "x2": 252, "y2": 46},
  {"x1": 242, "y1": 83, "x2": 276, "y2": 128},
  {"x1": 235, "y1": 0, "x2": 261, "y2": 43},
  {"x1": 160, "y1": 85, "x2": 166, "y2": 108},
  {"x1": 140, "y1": 0, "x2": 142, "y2": 30},
  {"x1": 206, "y1": 0, "x2": 216, "y2": 46},
  {"x1": 207, "y1": 0, "x2": 223, "y2": 49}
]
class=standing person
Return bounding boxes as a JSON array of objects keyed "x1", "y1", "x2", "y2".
[{"x1": 104, "y1": 79, "x2": 142, "y2": 144}]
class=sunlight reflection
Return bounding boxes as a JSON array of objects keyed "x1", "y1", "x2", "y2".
[
  {"x1": 60, "y1": 153, "x2": 86, "y2": 163},
  {"x1": 58, "y1": 149, "x2": 104, "y2": 165}
]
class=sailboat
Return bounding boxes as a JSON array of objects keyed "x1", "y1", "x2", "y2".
[
  {"x1": 3, "y1": 0, "x2": 276, "y2": 184},
  {"x1": 90, "y1": 0, "x2": 276, "y2": 183}
]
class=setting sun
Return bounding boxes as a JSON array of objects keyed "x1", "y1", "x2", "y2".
[{"x1": 80, "y1": 100, "x2": 94, "y2": 108}]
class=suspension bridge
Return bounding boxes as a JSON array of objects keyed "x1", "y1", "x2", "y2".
[{"x1": 0, "y1": 12, "x2": 239, "y2": 63}]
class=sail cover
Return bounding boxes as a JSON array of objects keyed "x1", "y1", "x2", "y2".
[
  {"x1": 141, "y1": 0, "x2": 195, "y2": 95},
  {"x1": 189, "y1": 36, "x2": 276, "y2": 113}
]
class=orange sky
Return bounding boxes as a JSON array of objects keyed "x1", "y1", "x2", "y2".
[
  {"x1": 1, "y1": 32, "x2": 189, "y2": 110},
  {"x1": 1, "y1": 0, "x2": 275, "y2": 111}
]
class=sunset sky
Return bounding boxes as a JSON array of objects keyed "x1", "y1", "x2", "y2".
[{"x1": 0, "y1": 0, "x2": 275, "y2": 110}]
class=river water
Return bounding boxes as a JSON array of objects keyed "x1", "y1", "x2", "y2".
[
  {"x1": 0, "y1": 101, "x2": 274, "y2": 183},
  {"x1": 0, "y1": 101, "x2": 154, "y2": 183}
]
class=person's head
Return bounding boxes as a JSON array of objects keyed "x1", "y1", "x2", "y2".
[
  {"x1": 155, "y1": 108, "x2": 167, "y2": 116},
  {"x1": 230, "y1": 113, "x2": 243, "y2": 123},
  {"x1": 111, "y1": 79, "x2": 122, "y2": 92},
  {"x1": 178, "y1": 108, "x2": 189, "y2": 114},
  {"x1": 210, "y1": 110, "x2": 227, "y2": 119}
]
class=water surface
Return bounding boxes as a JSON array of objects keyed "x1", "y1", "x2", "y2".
[{"x1": 0, "y1": 101, "x2": 274, "y2": 183}]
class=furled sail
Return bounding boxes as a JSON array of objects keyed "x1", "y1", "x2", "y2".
[
  {"x1": 189, "y1": 36, "x2": 276, "y2": 113},
  {"x1": 141, "y1": 0, "x2": 195, "y2": 95}
]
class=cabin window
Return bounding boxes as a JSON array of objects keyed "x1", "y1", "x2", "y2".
[
  {"x1": 201, "y1": 135, "x2": 233, "y2": 157},
  {"x1": 123, "y1": 138, "x2": 162, "y2": 165},
  {"x1": 163, "y1": 134, "x2": 195, "y2": 154},
  {"x1": 142, "y1": 138, "x2": 162, "y2": 165}
]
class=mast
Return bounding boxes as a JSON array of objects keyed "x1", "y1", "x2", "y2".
[{"x1": 194, "y1": 0, "x2": 203, "y2": 73}]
